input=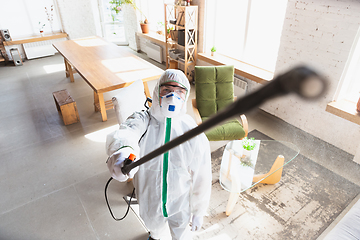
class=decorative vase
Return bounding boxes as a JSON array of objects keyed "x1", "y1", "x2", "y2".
[
  {"x1": 140, "y1": 23, "x2": 149, "y2": 34},
  {"x1": 50, "y1": 23, "x2": 54, "y2": 34},
  {"x1": 357, "y1": 97, "x2": 360, "y2": 112},
  {"x1": 211, "y1": 51, "x2": 215, "y2": 56},
  {"x1": 40, "y1": 30, "x2": 44, "y2": 36}
]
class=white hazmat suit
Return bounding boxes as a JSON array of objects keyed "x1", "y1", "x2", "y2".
[{"x1": 106, "y1": 69, "x2": 212, "y2": 240}]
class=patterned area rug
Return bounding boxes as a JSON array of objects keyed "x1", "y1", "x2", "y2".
[{"x1": 194, "y1": 130, "x2": 360, "y2": 240}]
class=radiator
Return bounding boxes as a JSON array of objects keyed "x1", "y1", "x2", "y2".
[
  {"x1": 234, "y1": 76, "x2": 248, "y2": 97},
  {"x1": 23, "y1": 39, "x2": 59, "y2": 59},
  {"x1": 146, "y1": 41, "x2": 162, "y2": 63}
]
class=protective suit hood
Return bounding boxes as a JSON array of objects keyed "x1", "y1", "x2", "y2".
[{"x1": 150, "y1": 69, "x2": 190, "y2": 122}]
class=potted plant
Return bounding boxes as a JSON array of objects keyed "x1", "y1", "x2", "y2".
[
  {"x1": 211, "y1": 46, "x2": 216, "y2": 56},
  {"x1": 109, "y1": 0, "x2": 149, "y2": 33},
  {"x1": 38, "y1": 22, "x2": 45, "y2": 36},
  {"x1": 241, "y1": 137, "x2": 256, "y2": 167},
  {"x1": 140, "y1": 19, "x2": 149, "y2": 34}
]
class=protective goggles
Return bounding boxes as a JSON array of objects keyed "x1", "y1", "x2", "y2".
[{"x1": 159, "y1": 83, "x2": 187, "y2": 99}]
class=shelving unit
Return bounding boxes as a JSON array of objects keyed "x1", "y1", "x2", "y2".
[
  {"x1": 0, "y1": 39, "x2": 7, "y2": 62},
  {"x1": 164, "y1": 4, "x2": 198, "y2": 80},
  {"x1": 0, "y1": 44, "x2": 5, "y2": 62}
]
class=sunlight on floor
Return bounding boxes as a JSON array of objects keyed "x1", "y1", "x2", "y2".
[
  {"x1": 193, "y1": 223, "x2": 231, "y2": 240},
  {"x1": 43, "y1": 63, "x2": 65, "y2": 73},
  {"x1": 84, "y1": 124, "x2": 119, "y2": 142},
  {"x1": 206, "y1": 233, "x2": 232, "y2": 240}
]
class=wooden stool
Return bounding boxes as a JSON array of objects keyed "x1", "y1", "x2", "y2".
[{"x1": 52, "y1": 89, "x2": 80, "y2": 125}]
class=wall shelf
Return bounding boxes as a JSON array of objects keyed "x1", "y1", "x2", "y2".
[
  {"x1": 2, "y1": 32, "x2": 68, "y2": 46},
  {"x1": 326, "y1": 99, "x2": 360, "y2": 125},
  {"x1": 0, "y1": 32, "x2": 68, "y2": 63},
  {"x1": 197, "y1": 52, "x2": 273, "y2": 84},
  {"x1": 136, "y1": 32, "x2": 166, "y2": 47}
]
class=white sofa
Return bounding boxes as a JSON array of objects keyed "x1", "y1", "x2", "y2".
[{"x1": 324, "y1": 198, "x2": 360, "y2": 239}]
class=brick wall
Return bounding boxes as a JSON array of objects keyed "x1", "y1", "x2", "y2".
[
  {"x1": 261, "y1": 0, "x2": 360, "y2": 158},
  {"x1": 123, "y1": 4, "x2": 141, "y2": 51}
]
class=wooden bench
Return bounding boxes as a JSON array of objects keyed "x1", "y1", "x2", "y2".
[{"x1": 52, "y1": 89, "x2": 80, "y2": 125}]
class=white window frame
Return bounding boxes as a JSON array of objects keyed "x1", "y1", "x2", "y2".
[
  {"x1": 334, "y1": 26, "x2": 360, "y2": 104},
  {"x1": 137, "y1": 0, "x2": 166, "y2": 33},
  {"x1": 98, "y1": 0, "x2": 128, "y2": 45}
]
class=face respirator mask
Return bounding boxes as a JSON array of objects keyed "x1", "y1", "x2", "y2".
[{"x1": 160, "y1": 92, "x2": 184, "y2": 118}]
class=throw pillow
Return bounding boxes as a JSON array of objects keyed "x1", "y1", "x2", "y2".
[{"x1": 112, "y1": 79, "x2": 147, "y2": 124}]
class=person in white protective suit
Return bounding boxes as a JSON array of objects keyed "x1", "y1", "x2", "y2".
[{"x1": 106, "y1": 69, "x2": 212, "y2": 240}]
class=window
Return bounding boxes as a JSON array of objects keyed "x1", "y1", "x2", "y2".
[
  {"x1": 334, "y1": 26, "x2": 360, "y2": 104},
  {"x1": 205, "y1": 0, "x2": 287, "y2": 72},
  {"x1": 0, "y1": 0, "x2": 62, "y2": 38},
  {"x1": 100, "y1": 0, "x2": 166, "y2": 44},
  {"x1": 100, "y1": 0, "x2": 127, "y2": 44},
  {"x1": 136, "y1": 0, "x2": 166, "y2": 33}
]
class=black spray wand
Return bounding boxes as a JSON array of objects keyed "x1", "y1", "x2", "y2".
[{"x1": 121, "y1": 65, "x2": 327, "y2": 175}]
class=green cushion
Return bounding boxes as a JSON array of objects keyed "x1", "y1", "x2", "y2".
[
  {"x1": 195, "y1": 65, "x2": 245, "y2": 141},
  {"x1": 195, "y1": 65, "x2": 235, "y2": 117},
  {"x1": 202, "y1": 118, "x2": 246, "y2": 141},
  {"x1": 195, "y1": 66, "x2": 217, "y2": 117}
]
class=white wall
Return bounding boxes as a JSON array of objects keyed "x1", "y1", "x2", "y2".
[
  {"x1": 123, "y1": 4, "x2": 140, "y2": 51},
  {"x1": 261, "y1": 0, "x2": 360, "y2": 161}
]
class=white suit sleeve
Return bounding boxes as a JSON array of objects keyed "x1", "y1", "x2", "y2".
[
  {"x1": 189, "y1": 133, "x2": 212, "y2": 217},
  {"x1": 106, "y1": 111, "x2": 150, "y2": 156},
  {"x1": 105, "y1": 112, "x2": 150, "y2": 181}
]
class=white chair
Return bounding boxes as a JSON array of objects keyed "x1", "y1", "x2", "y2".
[{"x1": 111, "y1": 79, "x2": 148, "y2": 125}]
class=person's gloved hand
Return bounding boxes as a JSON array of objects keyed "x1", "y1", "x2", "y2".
[
  {"x1": 191, "y1": 215, "x2": 203, "y2": 231},
  {"x1": 107, "y1": 147, "x2": 139, "y2": 182}
]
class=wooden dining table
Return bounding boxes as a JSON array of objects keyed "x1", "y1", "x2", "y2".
[{"x1": 53, "y1": 36, "x2": 164, "y2": 121}]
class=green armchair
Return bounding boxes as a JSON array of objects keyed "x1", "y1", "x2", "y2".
[{"x1": 192, "y1": 65, "x2": 248, "y2": 141}]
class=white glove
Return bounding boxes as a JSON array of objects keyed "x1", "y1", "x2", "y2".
[
  {"x1": 191, "y1": 215, "x2": 203, "y2": 232},
  {"x1": 107, "y1": 147, "x2": 139, "y2": 182}
]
